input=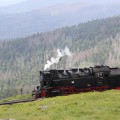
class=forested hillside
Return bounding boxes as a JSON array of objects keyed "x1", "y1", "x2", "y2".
[{"x1": 1, "y1": 16, "x2": 120, "y2": 99}]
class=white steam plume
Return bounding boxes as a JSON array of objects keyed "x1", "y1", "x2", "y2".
[{"x1": 44, "y1": 46, "x2": 72, "y2": 70}]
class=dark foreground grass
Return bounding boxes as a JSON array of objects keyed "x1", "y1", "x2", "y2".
[{"x1": 0, "y1": 90, "x2": 120, "y2": 120}]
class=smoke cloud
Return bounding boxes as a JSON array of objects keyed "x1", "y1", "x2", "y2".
[{"x1": 44, "y1": 46, "x2": 72, "y2": 70}]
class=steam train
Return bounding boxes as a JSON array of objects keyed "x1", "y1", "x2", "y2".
[{"x1": 32, "y1": 65, "x2": 120, "y2": 98}]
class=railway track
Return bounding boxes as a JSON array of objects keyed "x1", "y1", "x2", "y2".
[{"x1": 0, "y1": 98, "x2": 36, "y2": 105}]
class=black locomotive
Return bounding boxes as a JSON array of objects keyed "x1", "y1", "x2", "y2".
[{"x1": 32, "y1": 65, "x2": 120, "y2": 98}]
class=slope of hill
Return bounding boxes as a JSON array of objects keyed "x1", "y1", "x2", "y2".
[
  {"x1": 1, "y1": 16, "x2": 120, "y2": 99},
  {"x1": 0, "y1": 0, "x2": 120, "y2": 39},
  {"x1": 0, "y1": 90, "x2": 120, "y2": 120}
]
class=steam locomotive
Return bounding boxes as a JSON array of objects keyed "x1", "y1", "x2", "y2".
[{"x1": 32, "y1": 65, "x2": 120, "y2": 98}]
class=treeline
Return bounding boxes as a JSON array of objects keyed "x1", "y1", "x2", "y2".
[{"x1": 0, "y1": 16, "x2": 120, "y2": 99}]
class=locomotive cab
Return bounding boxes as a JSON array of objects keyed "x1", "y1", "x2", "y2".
[{"x1": 90, "y1": 65, "x2": 110, "y2": 87}]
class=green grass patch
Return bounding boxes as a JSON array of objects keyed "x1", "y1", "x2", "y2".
[{"x1": 0, "y1": 90, "x2": 120, "y2": 120}]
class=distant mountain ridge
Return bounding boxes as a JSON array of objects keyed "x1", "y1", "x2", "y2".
[
  {"x1": 0, "y1": 0, "x2": 120, "y2": 40},
  {"x1": 0, "y1": 0, "x2": 118, "y2": 15},
  {"x1": 0, "y1": 0, "x2": 77, "y2": 15}
]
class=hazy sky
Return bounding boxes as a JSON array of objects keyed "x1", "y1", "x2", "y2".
[
  {"x1": 0, "y1": 0, "x2": 119, "y2": 7},
  {"x1": 0, "y1": 0, "x2": 27, "y2": 6}
]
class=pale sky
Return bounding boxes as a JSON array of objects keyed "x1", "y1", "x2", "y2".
[
  {"x1": 0, "y1": 0, "x2": 27, "y2": 6},
  {"x1": 0, "y1": 0, "x2": 119, "y2": 7}
]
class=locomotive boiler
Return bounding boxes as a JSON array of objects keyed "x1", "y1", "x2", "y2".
[{"x1": 32, "y1": 65, "x2": 120, "y2": 98}]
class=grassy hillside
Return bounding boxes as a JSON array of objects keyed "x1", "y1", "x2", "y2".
[{"x1": 0, "y1": 90, "x2": 120, "y2": 120}]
